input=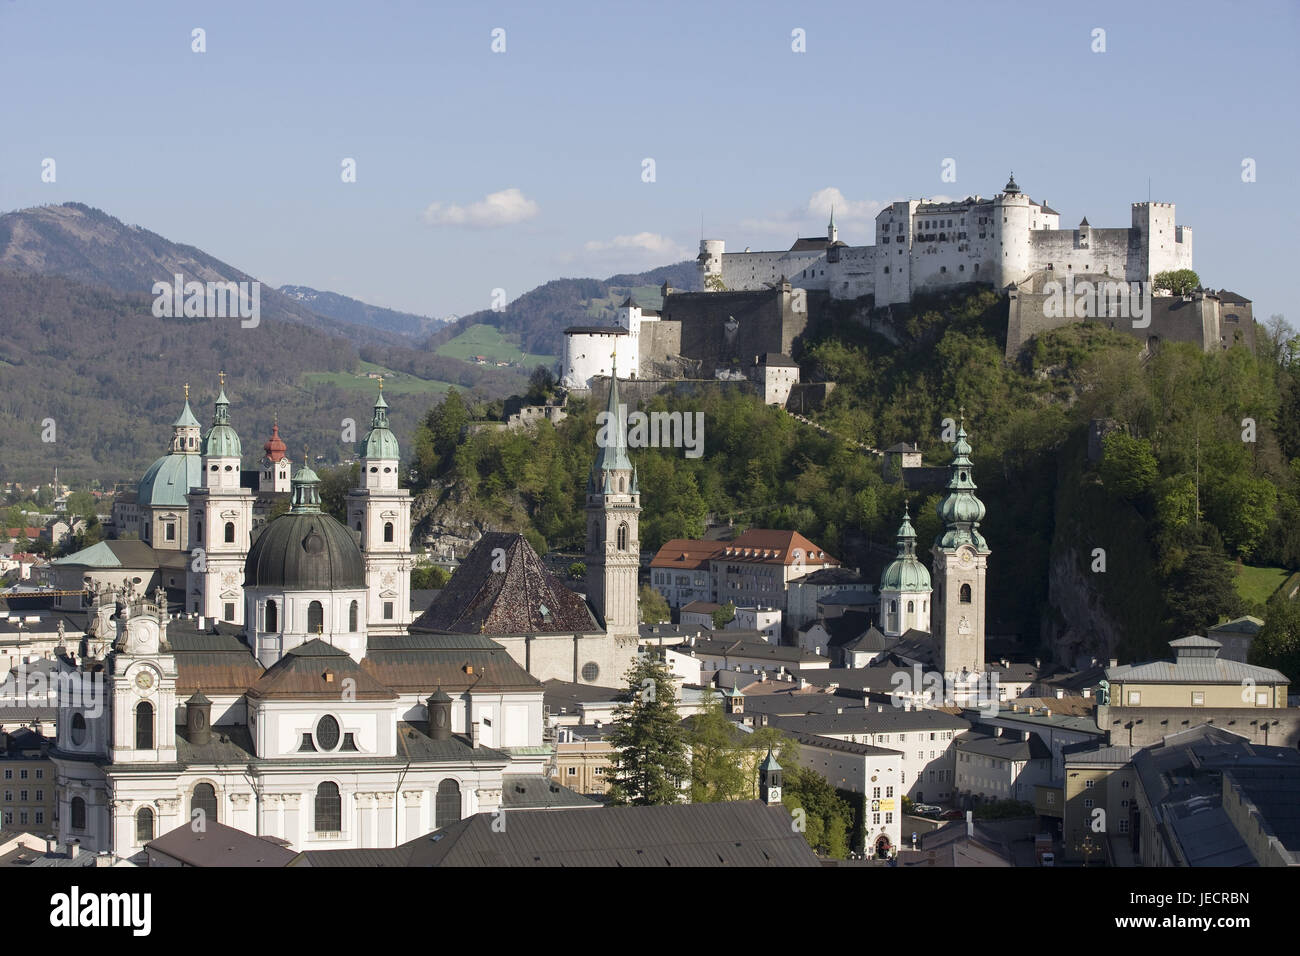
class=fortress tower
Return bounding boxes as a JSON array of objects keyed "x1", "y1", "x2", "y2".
[
  {"x1": 698, "y1": 238, "x2": 725, "y2": 290},
  {"x1": 993, "y1": 173, "x2": 1033, "y2": 288}
]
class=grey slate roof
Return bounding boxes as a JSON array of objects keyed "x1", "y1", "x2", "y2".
[
  {"x1": 954, "y1": 729, "x2": 1051, "y2": 761},
  {"x1": 146, "y1": 819, "x2": 301, "y2": 867},
  {"x1": 499, "y1": 775, "x2": 599, "y2": 810},
  {"x1": 770, "y1": 707, "x2": 971, "y2": 736},
  {"x1": 305, "y1": 801, "x2": 820, "y2": 867},
  {"x1": 1107, "y1": 654, "x2": 1288, "y2": 685}
]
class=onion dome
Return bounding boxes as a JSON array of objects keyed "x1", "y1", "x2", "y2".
[
  {"x1": 1003, "y1": 172, "x2": 1021, "y2": 195},
  {"x1": 358, "y1": 385, "x2": 400, "y2": 460},
  {"x1": 880, "y1": 503, "x2": 932, "y2": 592},
  {"x1": 936, "y1": 422, "x2": 989, "y2": 551},
  {"x1": 243, "y1": 460, "x2": 364, "y2": 589},
  {"x1": 202, "y1": 377, "x2": 242, "y2": 458},
  {"x1": 263, "y1": 419, "x2": 287, "y2": 462}
]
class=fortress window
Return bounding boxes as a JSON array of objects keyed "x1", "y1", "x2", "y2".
[
  {"x1": 940, "y1": 266, "x2": 946, "y2": 273},
  {"x1": 960, "y1": 265, "x2": 965, "y2": 271}
]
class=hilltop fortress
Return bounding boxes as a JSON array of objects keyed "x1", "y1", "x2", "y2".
[{"x1": 561, "y1": 176, "x2": 1251, "y2": 396}]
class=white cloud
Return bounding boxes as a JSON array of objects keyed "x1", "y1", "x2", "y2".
[
  {"x1": 421, "y1": 187, "x2": 539, "y2": 227},
  {"x1": 583, "y1": 232, "x2": 689, "y2": 260}
]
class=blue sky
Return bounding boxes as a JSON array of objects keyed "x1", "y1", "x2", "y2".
[{"x1": 1, "y1": 0, "x2": 1296, "y2": 321}]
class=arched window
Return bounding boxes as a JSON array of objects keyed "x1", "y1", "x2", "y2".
[
  {"x1": 136, "y1": 807, "x2": 154, "y2": 844},
  {"x1": 308, "y1": 601, "x2": 324, "y2": 634},
  {"x1": 224, "y1": 521, "x2": 235, "y2": 543},
  {"x1": 70, "y1": 796, "x2": 86, "y2": 830},
  {"x1": 190, "y1": 783, "x2": 218, "y2": 825},
  {"x1": 349, "y1": 600, "x2": 358, "y2": 631},
  {"x1": 960, "y1": 583, "x2": 972, "y2": 604},
  {"x1": 889, "y1": 601, "x2": 897, "y2": 613},
  {"x1": 70, "y1": 713, "x2": 87, "y2": 746},
  {"x1": 383, "y1": 522, "x2": 394, "y2": 543},
  {"x1": 265, "y1": 599, "x2": 278, "y2": 632},
  {"x1": 314, "y1": 782, "x2": 342, "y2": 832},
  {"x1": 135, "y1": 701, "x2": 154, "y2": 750},
  {"x1": 436, "y1": 779, "x2": 461, "y2": 828},
  {"x1": 617, "y1": 522, "x2": 628, "y2": 551},
  {"x1": 907, "y1": 600, "x2": 914, "y2": 614}
]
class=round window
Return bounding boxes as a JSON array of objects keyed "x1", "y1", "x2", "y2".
[
  {"x1": 316, "y1": 715, "x2": 340, "y2": 751},
  {"x1": 581, "y1": 662, "x2": 599, "y2": 682}
]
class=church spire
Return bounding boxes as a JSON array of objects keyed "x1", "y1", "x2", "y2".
[
  {"x1": 170, "y1": 384, "x2": 202, "y2": 453},
  {"x1": 936, "y1": 419, "x2": 988, "y2": 552},
  {"x1": 590, "y1": 353, "x2": 634, "y2": 492},
  {"x1": 203, "y1": 370, "x2": 241, "y2": 459}
]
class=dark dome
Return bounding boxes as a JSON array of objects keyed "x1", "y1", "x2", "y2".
[{"x1": 244, "y1": 512, "x2": 364, "y2": 590}]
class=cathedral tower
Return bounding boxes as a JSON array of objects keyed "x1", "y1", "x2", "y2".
[
  {"x1": 260, "y1": 417, "x2": 291, "y2": 493},
  {"x1": 346, "y1": 382, "x2": 413, "y2": 635},
  {"x1": 187, "y1": 374, "x2": 254, "y2": 624},
  {"x1": 930, "y1": 418, "x2": 991, "y2": 675},
  {"x1": 585, "y1": 361, "x2": 641, "y2": 639}
]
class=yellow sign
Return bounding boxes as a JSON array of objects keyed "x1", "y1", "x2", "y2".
[{"x1": 879, "y1": 799, "x2": 896, "y2": 812}]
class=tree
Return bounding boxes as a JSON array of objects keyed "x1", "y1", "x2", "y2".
[
  {"x1": 411, "y1": 565, "x2": 450, "y2": 589},
  {"x1": 568, "y1": 561, "x2": 586, "y2": 580},
  {"x1": 1153, "y1": 269, "x2": 1201, "y2": 296},
  {"x1": 686, "y1": 692, "x2": 749, "y2": 803},
  {"x1": 782, "y1": 763, "x2": 852, "y2": 859},
  {"x1": 64, "y1": 491, "x2": 96, "y2": 520},
  {"x1": 638, "y1": 584, "x2": 669, "y2": 623},
  {"x1": 1165, "y1": 545, "x2": 1242, "y2": 636},
  {"x1": 712, "y1": 601, "x2": 736, "y2": 629},
  {"x1": 525, "y1": 365, "x2": 557, "y2": 405},
  {"x1": 1252, "y1": 593, "x2": 1300, "y2": 685},
  {"x1": 605, "y1": 654, "x2": 690, "y2": 806},
  {"x1": 316, "y1": 463, "x2": 359, "y2": 523},
  {"x1": 1098, "y1": 432, "x2": 1158, "y2": 501}
]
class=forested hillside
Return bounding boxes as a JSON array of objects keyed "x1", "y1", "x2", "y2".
[{"x1": 403, "y1": 286, "x2": 1299, "y2": 670}]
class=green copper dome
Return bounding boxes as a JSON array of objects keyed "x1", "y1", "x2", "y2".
[
  {"x1": 936, "y1": 423, "x2": 989, "y2": 551},
  {"x1": 359, "y1": 390, "x2": 401, "y2": 460},
  {"x1": 138, "y1": 453, "x2": 203, "y2": 507},
  {"x1": 202, "y1": 386, "x2": 243, "y2": 458},
  {"x1": 880, "y1": 504, "x2": 932, "y2": 592}
]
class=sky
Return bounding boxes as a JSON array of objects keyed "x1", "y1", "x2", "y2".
[{"x1": 1, "y1": 0, "x2": 1297, "y2": 321}]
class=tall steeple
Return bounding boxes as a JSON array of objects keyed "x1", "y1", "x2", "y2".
[
  {"x1": 931, "y1": 413, "x2": 991, "y2": 676},
  {"x1": 828, "y1": 205, "x2": 838, "y2": 243},
  {"x1": 346, "y1": 380, "x2": 414, "y2": 635},
  {"x1": 585, "y1": 356, "x2": 641, "y2": 645}
]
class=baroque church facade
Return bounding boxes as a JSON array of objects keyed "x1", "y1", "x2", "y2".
[{"x1": 48, "y1": 373, "x2": 644, "y2": 859}]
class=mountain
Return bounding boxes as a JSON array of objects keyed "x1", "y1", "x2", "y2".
[
  {"x1": 424, "y1": 261, "x2": 701, "y2": 358},
  {"x1": 0, "y1": 203, "x2": 407, "y2": 349},
  {"x1": 280, "y1": 284, "x2": 447, "y2": 338}
]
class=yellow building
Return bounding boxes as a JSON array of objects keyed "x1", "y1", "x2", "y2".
[{"x1": 1104, "y1": 636, "x2": 1288, "y2": 710}]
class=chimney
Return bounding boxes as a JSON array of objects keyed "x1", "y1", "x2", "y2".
[
  {"x1": 995, "y1": 726, "x2": 1004, "y2": 737},
  {"x1": 1109, "y1": 658, "x2": 1117, "y2": 669},
  {"x1": 185, "y1": 690, "x2": 212, "y2": 746},
  {"x1": 67, "y1": 839, "x2": 80, "y2": 861},
  {"x1": 95, "y1": 850, "x2": 112, "y2": 867},
  {"x1": 427, "y1": 688, "x2": 452, "y2": 741},
  {"x1": 1056, "y1": 689, "x2": 1064, "y2": 699},
  {"x1": 470, "y1": 721, "x2": 480, "y2": 748},
  {"x1": 1044, "y1": 707, "x2": 1052, "y2": 717},
  {"x1": 44, "y1": 834, "x2": 57, "y2": 855},
  {"x1": 197, "y1": 615, "x2": 206, "y2": 630},
  {"x1": 1021, "y1": 730, "x2": 1030, "y2": 741}
]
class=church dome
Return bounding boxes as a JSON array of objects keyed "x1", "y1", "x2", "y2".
[
  {"x1": 138, "y1": 453, "x2": 202, "y2": 507},
  {"x1": 879, "y1": 505, "x2": 931, "y2": 593},
  {"x1": 358, "y1": 391, "x2": 401, "y2": 460},
  {"x1": 202, "y1": 386, "x2": 242, "y2": 458},
  {"x1": 244, "y1": 463, "x2": 364, "y2": 590}
]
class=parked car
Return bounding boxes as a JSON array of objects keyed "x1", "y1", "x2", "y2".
[
  {"x1": 911, "y1": 804, "x2": 943, "y2": 817},
  {"x1": 940, "y1": 809, "x2": 964, "y2": 820}
]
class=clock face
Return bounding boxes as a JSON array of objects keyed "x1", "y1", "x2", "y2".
[
  {"x1": 960, "y1": 550, "x2": 973, "y2": 566},
  {"x1": 134, "y1": 670, "x2": 155, "y2": 691}
]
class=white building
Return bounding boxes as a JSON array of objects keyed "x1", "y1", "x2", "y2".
[{"x1": 701, "y1": 176, "x2": 1193, "y2": 307}]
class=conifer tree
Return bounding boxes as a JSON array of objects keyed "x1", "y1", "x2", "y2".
[{"x1": 605, "y1": 653, "x2": 690, "y2": 806}]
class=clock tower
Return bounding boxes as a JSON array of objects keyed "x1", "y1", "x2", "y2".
[
  {"x1": 108, "y1": 589, "x2": 179, "y2": 766},
  {"x1": 759, "y1": 749, "x2": 783, "y2": 805},
  {"x1": 931, "y1": 418, "x2": 991, "y2": 677}
]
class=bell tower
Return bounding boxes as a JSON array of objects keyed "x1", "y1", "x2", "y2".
[
  {"x1": 187, "y1": 373, "x2": 253, "y2": 624},
  {"x1": 585, "y1": 358, "x2": 641, "y2": 639},
  {"x1": 346, "y1": 381, "x2": 413, "y2": 635},
  {"x1": 931, "y1": 415, "x2": 991, "y2": 676}
]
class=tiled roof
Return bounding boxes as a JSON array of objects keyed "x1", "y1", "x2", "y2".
[
  {"x1": 146, "y1": 819, "x2": 300, "y2": 867},
  {"x1": 651, "y1": 539, "x2": 723, "y2": 569},
  {"x1": 411, "y1": 532, "x2": 599, "y2": 635},
  {"x1": 361, "y1": 645, "x2": 541, "y2": 694},
  {"x1": 247, "y1": 639, "x2": 398, "y2": 701}
]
